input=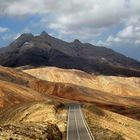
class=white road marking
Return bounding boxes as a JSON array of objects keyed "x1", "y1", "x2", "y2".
[
  {"x1": 79, "y1": 105, "x2": 95, "y2": 140},
  {"x1": 66, "y1": 105, "x2": 70, "y2": 140},
  {"x1": 67, "y1": 104, "x2": 95, "y2": 140},
  {"x1": 74, "y1": 106, "x2": 80, "y2": 140}
]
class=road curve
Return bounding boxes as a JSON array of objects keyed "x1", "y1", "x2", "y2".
[{"x1": 67, "y1": 104, "x2": 95, "y2": 140}]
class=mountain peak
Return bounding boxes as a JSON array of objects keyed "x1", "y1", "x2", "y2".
[
  {"x1": 40, "y1": 31, "x2": 48, "y2": 37},
  {"x1": 73, "y1": 39, "x2": 83, "y2": 48},
  {"x1": 19, "y1": 33, "x2": 34, "y2": 39},
  {"x1": 73, "y1": 39, "x2": 81, "y2": 44},
  {"x1": 0, "y1": 31, "x2": 140, "y2": 76},
  {"x1": 9, "y1": 33, "x2": 34, "y2": 48}
]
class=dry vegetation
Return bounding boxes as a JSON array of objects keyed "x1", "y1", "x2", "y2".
[{"x1": 83, "y1": 105, "x2": 140, "y2": 140}]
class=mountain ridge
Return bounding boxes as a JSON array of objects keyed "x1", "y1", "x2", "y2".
[{"x1": 0, "y1": 31, "x2": 140, "y2": 76}]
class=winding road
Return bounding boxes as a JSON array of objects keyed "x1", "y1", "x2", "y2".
[{"x1": 67, "y1": 104, "x2": 95, "y2": 140}]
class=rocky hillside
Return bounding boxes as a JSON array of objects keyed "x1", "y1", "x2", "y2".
[
  {"x1": 0, "y1": 123, "x2": 62, "y2": 140},
  {"x1": 0, "y1": 31, "x2": 140, "y2": 76},
  {"x1": 0, "y1": 102, "x2": 66, "y2": 140}
]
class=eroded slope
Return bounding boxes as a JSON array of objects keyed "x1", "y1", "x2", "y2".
[
  {"x1": 0, "y1": 102, "x2": 66, "y2": 139},
  {"x1": 24, "y1": 67, "x2": 140, "y2": 120},
  {"x1": 84, "y1": 105, "x2": 140, "y2": 140},
  {"x1": 0, "y1": 80, "x2": 47, "y2": 107},
  {"x1": 24, "y1": 67, "x2": 140, "y2": 97}
]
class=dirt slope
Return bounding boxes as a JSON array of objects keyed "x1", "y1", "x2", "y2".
[
  {"x1": 0, "y1": 66, "x2": 140, "y2": 119},
  {"x1": 30, "y1": 80, "x2": 140, "y2": 108},
  {"x1": 84, "y1": 105, "x2": 140, "y2": 140},
  {"x1": 24, "y1": 67, "x2": 140, "y2": 97},
  {"x1": 0, "y1": 102, "x2": 66, "y2": 132},
  {"x1": 0, "y1": 80, "x2": 47, "y2": 107},
  {"x1": 24, "y1": 67, "x2": 140, "y2": 120},
  {"x1": 0, "y1": 66, "x2": 49, "y2": 107},
  {"x1": 1, "y1": 66, "x2": 139, "y2": 109},
  {"x1": 0, "y1": 65, "x2": 37, "y2": 86},
  {"x1": 0, "y1": 102, "x2": 66, "y2": 139}
]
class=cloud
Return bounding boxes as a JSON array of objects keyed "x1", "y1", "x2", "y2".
[
  {"x1": 106, "y1": 16, "x2": 140, "y2": 46},
  {"x1": 0, "y1": 0, "x2": 140, "y2": 42},
  {"x1": 0, "y1": 26, "x2": 9, "y2": 33},
  {"x1": 0, "y1": 0, "x2": 45, "y2": 16},
  {"x1": 1, "y1": 32, "x2": 21, "y2": 42},
  {"x1": 0, "y1": 0, "x2": 140, "y2": 60}
]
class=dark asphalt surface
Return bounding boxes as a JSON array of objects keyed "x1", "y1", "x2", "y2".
[{"x1": 67, "y1": 104, "x2": 94, "y2": 140}]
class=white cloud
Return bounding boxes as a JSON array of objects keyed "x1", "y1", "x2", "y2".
[
  {"x1": 0, "y1": 0, "x2": 140, "y2": 43},
  {"x1": 107, "y1": 36, "x2": 121, "y2": 43},
  {"x1": 106, "y1": 16, "x2": 140, "y2": 46},
  {"x1": 1, "y1": 32, "x2": 21, "y2": 42},
  {"x1": 0, "y1": 0, "x2": 46, "y2": 16},
  {"x1": 135, "y1": 40, "x2": 140, "y2": 45},
  {"x1": 95, "y1": 40, "x2": 107, "y2": 46},
  {"x1": 0, "y1": 26, "x2": 9, "y2": 33}
]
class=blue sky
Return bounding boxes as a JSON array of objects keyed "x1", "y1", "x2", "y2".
[{"x1": 0, "y1": 0, "x2": 140, "y2": 61}]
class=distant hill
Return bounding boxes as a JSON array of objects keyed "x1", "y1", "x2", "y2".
[
  {"x1": 24, "y1": 67, "x2": 140, "y2": 97},
  {"x1": 0, "y1": 31, "x2": 140, "y2": 76}
]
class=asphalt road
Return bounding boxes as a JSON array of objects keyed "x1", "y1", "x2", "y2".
[{"x1": 67, "y1": 104, "x2": 95, "y2": 140}]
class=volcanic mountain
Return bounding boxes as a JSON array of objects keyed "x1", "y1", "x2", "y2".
[{"x1": 0, "y1": 31, "x2": 140, "y2": 77}]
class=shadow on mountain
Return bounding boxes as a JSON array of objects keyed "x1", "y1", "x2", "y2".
[{"x1": 0, "y1": 31, "x2": 140, "y2": 77}]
